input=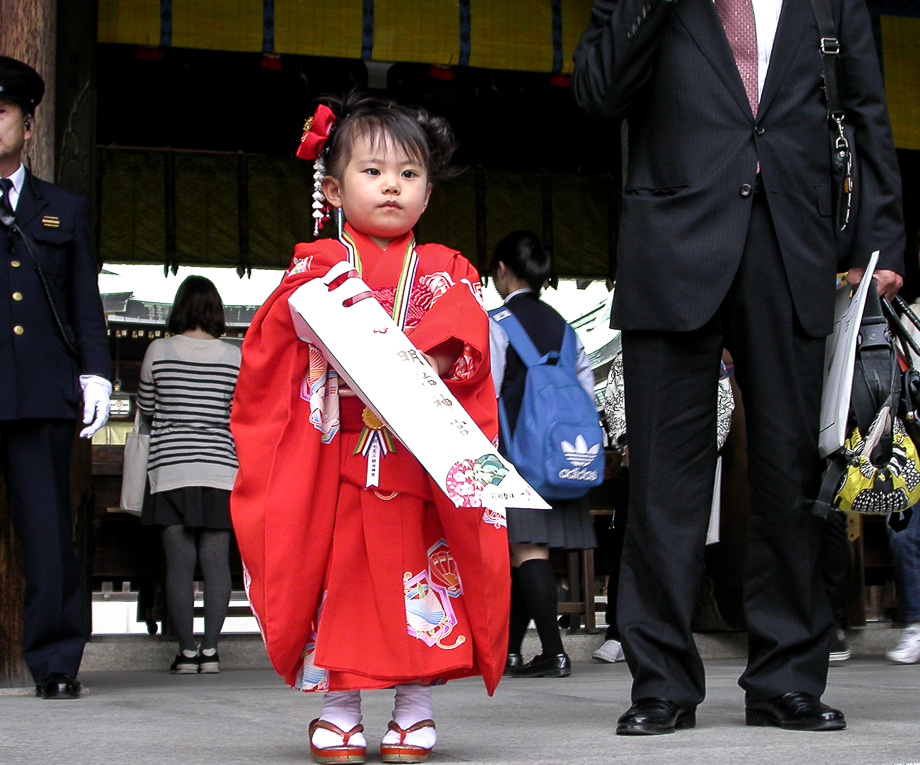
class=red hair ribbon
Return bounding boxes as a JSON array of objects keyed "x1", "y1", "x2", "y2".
[{"x1": 296, "y1": 104, "x2": 336, "y2": 161}]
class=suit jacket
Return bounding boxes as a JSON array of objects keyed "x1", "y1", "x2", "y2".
[
  {"x1": 0, "y1": 170, "x2": 110, "y2": 420},
  {"x1": 573, "y1": 0, "x2": 905, "y2": 337}
]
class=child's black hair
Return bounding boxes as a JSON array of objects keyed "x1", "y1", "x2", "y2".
[
  {"x1": 318, "y1": 91, "x2": 459, "y2": 184},
  {"x1": 490, "y1": 230, "x2": 552, "y2": 293}
]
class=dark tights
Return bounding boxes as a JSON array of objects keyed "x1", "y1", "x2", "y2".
[{"x1": 161, "y1": 525, "x2": 232, "y2": 653}]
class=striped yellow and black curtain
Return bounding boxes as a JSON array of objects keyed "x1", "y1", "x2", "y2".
[
  {"x1": 99, "y1": 1, "x2": 920, "y2": 148},
  {"x1": 98, "y1": 0, "x2": 592, "y2": 75},
  {"x1": 94, "y1": 1, "x2": 920, "y2": 276},
  {"x1": 879, "y1": 15, "x2": 920, "y2": 151}
]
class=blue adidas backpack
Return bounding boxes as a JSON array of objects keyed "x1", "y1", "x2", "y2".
[{"x1": 490, "y1": 307, "x2": 605, "y2": 501}]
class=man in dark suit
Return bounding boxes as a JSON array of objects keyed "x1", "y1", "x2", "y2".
[
  {"x1": 0, "y1": 56, "x2": 111, "y2": 700},
  {"x1": 573, "y1": 0, "x2": 904, "y2": 734}
]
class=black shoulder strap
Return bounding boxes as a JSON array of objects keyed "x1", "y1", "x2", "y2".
[
  {"x1": 808, "y1": 0, "x2": 855, "y2": 231},
  {"x1": 808, "y1": 0, "x2": 844, "y2": 120}
]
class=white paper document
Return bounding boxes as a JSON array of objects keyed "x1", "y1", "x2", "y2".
[
  {"x1": 706, "y1": 456, "x2": 722, "y2": 545},
  {"x1": 288, "y1": 260, "x2": 550, "y2": 512},
  {"x1": 818, "y1": 250, "x2": 879, "y2": 458}
]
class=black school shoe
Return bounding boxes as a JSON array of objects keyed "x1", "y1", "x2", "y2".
[
  {"x1": 616, "y1": 698, "x2": 696, "y2": 735},
  {"x1": 745, "y1": 692, "x2": 846, "y2": 731},
  {"x1": 509, "y1": 653, "x2": 571, "y2": 678},
  {"x1": 35, "y1": 673, "x2": 82, "y2": 700}
]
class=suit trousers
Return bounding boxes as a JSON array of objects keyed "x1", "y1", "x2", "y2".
[
  {"x1": 0, "y1": 419, "x2": 86, "y2": 682},
  {"x1": 617, "y1": 192, "x2": 835, "y2": 708}
]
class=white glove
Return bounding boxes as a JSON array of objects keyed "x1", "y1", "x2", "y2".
[{"x1": 79, "y1": 375, "x2": 113, "y2": 438}]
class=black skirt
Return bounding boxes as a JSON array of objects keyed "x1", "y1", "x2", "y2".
[
  {"x1": 506, "y1": 494, "x2": 597, "y2": 551},
  {"x1": 141, "y1": 486, "x2": 232, "y2": 530}
]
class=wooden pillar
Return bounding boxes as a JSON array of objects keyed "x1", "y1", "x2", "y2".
[
  {"x1": 0, "y1": 0, "x2": 100, "y2": 687},
  {"x1": 0, "y1": 0, "x2": 58, "y2": 691},
  {"x1": 0, "y1": 505, "x2": 27, "y2": 686},
  {"x1": 0, "y1": 0, "x2": 57, "y2": 181}
]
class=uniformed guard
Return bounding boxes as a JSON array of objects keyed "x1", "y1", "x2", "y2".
[{"x1": 0, "y1": 55, "x2": 111, "y2": 700}]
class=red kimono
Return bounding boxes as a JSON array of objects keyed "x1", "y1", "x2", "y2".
[{"x1": 231, "y1": 225, "x2": 509, "y2": 695}]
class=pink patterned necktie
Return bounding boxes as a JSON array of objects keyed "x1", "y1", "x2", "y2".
[{"x1": 715, "y1": 0, "x2": 759, "y2": 118}]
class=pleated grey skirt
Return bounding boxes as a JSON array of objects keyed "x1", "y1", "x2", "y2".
[{"x1": 506, "y1": 494, "x2": 597, "y2": 550}]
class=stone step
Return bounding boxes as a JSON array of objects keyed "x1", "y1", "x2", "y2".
[{"x1": 81, "y1": 623, "x2": 906, "y2": 672}]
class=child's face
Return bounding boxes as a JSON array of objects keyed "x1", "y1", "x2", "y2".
[{"x1": 322, "y1": 132, "x2": 432, "y2": 250}]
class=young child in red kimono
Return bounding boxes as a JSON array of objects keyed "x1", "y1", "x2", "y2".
[{"x1": 231, "y1": 93, "x2": 509, "y2": 764}]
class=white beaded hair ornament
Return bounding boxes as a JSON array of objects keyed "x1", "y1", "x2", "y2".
[{"x1": 295, "y1": 104, "x2": 336, "y2": 237}]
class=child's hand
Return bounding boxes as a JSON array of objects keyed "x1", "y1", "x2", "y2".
[
  {"x1": 422, "y1": 339, "x2": 464, "y2": 378},
  {"x1": 421, "y1": 352, "x2": 443, "y2": 376}
]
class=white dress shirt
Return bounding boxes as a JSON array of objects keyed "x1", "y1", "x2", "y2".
[
  {"x1": 489, "y1": 288, "x2": 595, "y2": 398},
  {"x1": 752, "y1": 0, "x2": 783, "y2": 99}
]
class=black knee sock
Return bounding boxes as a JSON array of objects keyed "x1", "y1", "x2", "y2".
[
  {"x1": 518, "y1": 559, "x2": 564, "y2": 657},
  {"x1": 508, "y1": 567, "x2": 530, "y2": 655}
]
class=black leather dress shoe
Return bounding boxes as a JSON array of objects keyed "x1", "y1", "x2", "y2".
[
  {"x1": 35, "y1": 673, "x2": 81, "y2": 700},
  {"x1": 504, "y1": 653, "x2": 523, "y2": 675},
  {"x1": 510, "y1": 653, "x2": 571, "y2": 678},
  {"x1": 745, "y1": 692, "x2": 846, "y2": 731},
  {"x1": 616, "y1": 698, "x2": 696, "y2": 735}
]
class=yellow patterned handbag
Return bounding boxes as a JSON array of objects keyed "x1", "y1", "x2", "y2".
[
  {"x1": 815, "y1": 291, "x2": 918, "y2": 531},
  {"x1": 834, "y1": 407, "x2": 920, "y2": 517}
]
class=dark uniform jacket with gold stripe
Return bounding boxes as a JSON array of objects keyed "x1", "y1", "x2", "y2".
[{"x1": 0, "y1": 170, "x2": 110, "y2": 420}]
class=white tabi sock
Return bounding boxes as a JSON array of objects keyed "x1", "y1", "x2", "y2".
[
  {"x1": 381, "y1": 684, "x2": 437, "y2": 749},
  {"x1": 314, "y1": 690, "x2": 366, "y2": 750}
]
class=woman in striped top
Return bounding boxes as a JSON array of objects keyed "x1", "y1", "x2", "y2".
[{"x1": 138, "y1": 275, "x2": 242, "y2": 675}]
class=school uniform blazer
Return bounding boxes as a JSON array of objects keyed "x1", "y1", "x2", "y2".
[
  {"x1": 573, "y1": 0, "x2": 904, "y2": 338},
  {"x1": 0, "y1": 170, "x2": 110, "y2": 420}
]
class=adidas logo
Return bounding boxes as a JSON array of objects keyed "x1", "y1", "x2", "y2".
[
  {"x1": 558, "y1": 467, "x2": 599, "y2": 482},
  {"x1": 562, "y1": 435, "x2": 601, "y2": 468}
]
